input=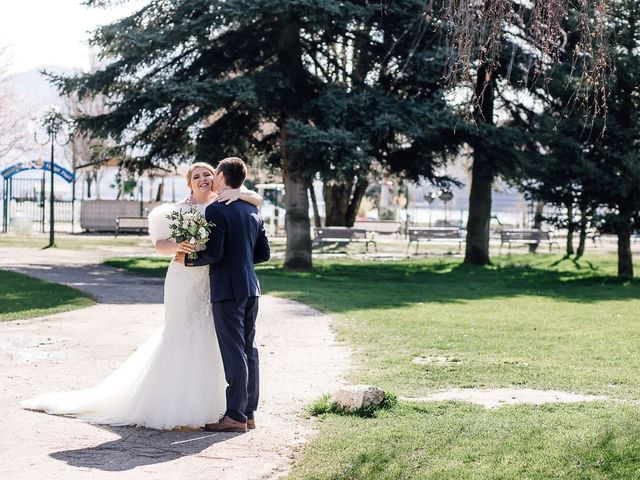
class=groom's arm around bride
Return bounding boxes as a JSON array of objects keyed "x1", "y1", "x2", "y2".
[{"x1": 181, "y1": 201, "x2": 270, "y2": 271}]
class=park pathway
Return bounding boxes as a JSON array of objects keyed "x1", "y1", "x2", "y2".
[{"x1": 0, "y1": 248, "x2": 350, "y2": 480}]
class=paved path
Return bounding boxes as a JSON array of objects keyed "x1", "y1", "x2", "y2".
[{"x1": 0, "y1": 249, "x2": 350, "y2": 479}]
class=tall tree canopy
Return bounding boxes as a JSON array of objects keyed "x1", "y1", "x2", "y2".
[
  {"x1": 285, "y1": 5, "x2": 458, "y2": 227},
  {"x1": 515, "y1": 0, "x2": 640, "y2": 279},
  {"x1": 428, "y1": 0, "x2": 613, "y2": 266},
  {"x1": 56, "y1": 0, "x2": 459, "y2": 270}
]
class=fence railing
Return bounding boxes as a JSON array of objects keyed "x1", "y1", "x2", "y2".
[{"x1": 1, "y1": 197, "x2": 164, "y2": 234}]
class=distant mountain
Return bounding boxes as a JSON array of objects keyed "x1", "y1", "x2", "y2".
[
  {"x1": 9, "y1": 65, "x2": 79, "y2": 111},
  {"x1": 1, "y1": 66, "x2": 79, "y2": 171}
]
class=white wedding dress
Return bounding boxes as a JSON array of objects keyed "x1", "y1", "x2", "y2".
[{"x1": 21, "y1": 200, "x2": 226, "y2": 430}]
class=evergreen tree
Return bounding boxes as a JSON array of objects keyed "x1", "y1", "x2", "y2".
[
  {"x1": 518, "y1": 0, "x2": 640, "y2": 279},
  {"x1": 589, "y1": 0, "x2": 640, "y2": 278},
  {"x1": 431, "y1": 0, "x2": 611, "y2": 266},
  {"x1": 56, "y1": 0, "x2": 456, "y2": 269},
  {"x1": 286, "y1": 5, "x2": 457, "y2": 227}
]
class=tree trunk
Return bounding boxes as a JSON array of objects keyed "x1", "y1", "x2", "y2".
[
  {"x1": 533, "y1": 201, "x2": 544, "y2": 228},
  {"x1": 155, "y1": 180, "x2": 164, "y2": 202},
  {"x1": 529, "y1": 200, "x2": 544, "y2": 253},
  {"x1": 617, "y1": 218, "x2": 634, "y2": 279},
  {"x1": 565, "y1": 202, "x2": 575, "y2": 256},
  {"x1": 282, "y1": 127, "x2": 312, "y2": 270},
  {"x1": 464, "y1": 62, "x2": 495, "y2": 266},
  {"x1": 464, "y1": 159, "x2": 493, "y2": 264},
  {"x1": 276, "y1": 16, "x2": 313, "y2": 270},
  {"x1": 323, "y1": 180, "x2": 353, "y2": 226},
  {"x1": 575, "y1": 207, "x2": 588, "y2": 259},
  {"x1": 309, "y1": 181, "x2": 321, "y2": 228},
  {"x1": 323, "y1": 176, "x2": 369, "y2": 227},
  {"x1": 345, "y1": 176, "x2": 369, "y2": 227}
]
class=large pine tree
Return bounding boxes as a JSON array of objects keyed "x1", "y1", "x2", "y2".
[
  {"x1": 515, "y1": 0, "x2": 640, "y2": 279},
  {"x1": 432, "y1": 0, "x2": 611, "y2": 266},
  {"x1": 588, "y1": 0, "x2": 640, "y2": 278},
  {"x1": 285, "y1": 4, "x2": 456, "y2": 227},
  {"x1": 57, "y1": 0, "x2": 456, "y2": 269}
]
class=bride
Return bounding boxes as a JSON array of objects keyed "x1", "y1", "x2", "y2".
[{"x1": 21, "y1": 162, "x2": 263, "y2": 430}]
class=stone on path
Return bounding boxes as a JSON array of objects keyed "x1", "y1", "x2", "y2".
[{"x1": 333, "y1": 385, "x2": 385, "y2": 411}]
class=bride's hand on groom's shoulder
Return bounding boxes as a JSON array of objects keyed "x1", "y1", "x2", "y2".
[{"x1": 215, "y1": 188, "x2": 241, "y2": 205}]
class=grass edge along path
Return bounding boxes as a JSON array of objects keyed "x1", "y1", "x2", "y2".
[{"x1": 0, "y1": 269, "x2": 95, "y2": 321}]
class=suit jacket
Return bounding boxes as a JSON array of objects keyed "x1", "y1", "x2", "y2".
[{"x1": 184, "y1": 200, "x2": 270, "y2": 303}]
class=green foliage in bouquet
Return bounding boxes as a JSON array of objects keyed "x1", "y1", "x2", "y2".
[{"x1": 166, "y1": 207, "x2": 215, "y2": 259}]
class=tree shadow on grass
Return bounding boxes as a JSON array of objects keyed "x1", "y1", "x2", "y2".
[
  {"x1": 549, "y1": 255, "x2": 598, "y2": 271},
  {"x1": 4, "y1": 264, "x2": 164, "y2": 305},
  {"x1": 257, "y1": 257, "x2": 640, "y2": 313},
  {"x1": 50, "y1": 425, "x2": 243, "y2": 472}
]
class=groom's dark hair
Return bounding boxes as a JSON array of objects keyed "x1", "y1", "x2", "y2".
[{"x1": 216, "y1": 157, "x2": 247, "y2": 189}]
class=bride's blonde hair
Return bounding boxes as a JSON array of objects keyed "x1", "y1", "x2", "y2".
[{"x1": 186, "y1": 162, "x2": 216, "y2": 191}]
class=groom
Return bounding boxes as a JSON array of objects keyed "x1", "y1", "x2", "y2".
[{"x1": 176, "y1": 157, "x2": 270, "y2": 432}]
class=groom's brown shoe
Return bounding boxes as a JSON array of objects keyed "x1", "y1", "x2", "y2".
[
  {"x1": 204, "y1": 416, "x2": 247, "y2": 433},
  {"x1": 247, "y1": 419, "x2": 255, "y2": 430}
]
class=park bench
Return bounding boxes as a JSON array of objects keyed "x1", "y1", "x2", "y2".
[
  {"x1": 499, "y1": 229, "x2": 559, "y2": 252},
  {"x1": 313, "y1": 227, "x2": 377, "y2": 253},
  {"x1": 353, "y1": 220, "x2": 402, "y2": 237},
  {"x1": 407, "y1": 227, "x2": 465, "y2": 254},
  {"x1": 115, "y1": 216, "x2": 149, "y2": 237}
]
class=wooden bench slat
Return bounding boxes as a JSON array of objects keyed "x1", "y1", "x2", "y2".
[
  {"x1": 353, "y1": 221, "x2": 402, "y2": 235},
  {"x1": 499, "y1": 229, "x2": 559, "y2": 252},
  {"x1": 407, "y1": 227, "x2": 465, "y2": 254}
]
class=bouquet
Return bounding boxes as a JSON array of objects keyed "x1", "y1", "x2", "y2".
[{"x1": 166, "y1": 206, "x2": 215, "y2": 260}]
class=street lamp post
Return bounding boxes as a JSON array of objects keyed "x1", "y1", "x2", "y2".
[
  {"x1": 439, "y1": 188, "x2": 454, "y2": 226},
  {"x1": 424, "y1": 191, "x2": 437, "y2": 227},
  {"x1": 404, "y1": 181, "x2": 410, "y2": 235},
  {"x1": 32, "y1": 106, "x2": 73, "y2": 248}
]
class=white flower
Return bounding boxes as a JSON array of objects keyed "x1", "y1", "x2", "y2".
[
  {"x1": 199, "y1": 227, "x2": 207, "y2": 237},
  {"x1": 190, "y1": 237, "x2": 196, "y2": 244}
]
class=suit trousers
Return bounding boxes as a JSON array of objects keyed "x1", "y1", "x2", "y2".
[{"x1": 212, "y1": 296, "x2": 260, "y2": 423}]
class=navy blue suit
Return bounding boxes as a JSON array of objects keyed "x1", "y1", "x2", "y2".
[{"x1": 185, "y1": 199, "x2": 270, "y2": 423}]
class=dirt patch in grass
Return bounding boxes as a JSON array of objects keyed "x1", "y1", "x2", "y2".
[{"x1": 403, "y1": 388, "x2": 608, "y2": 408}]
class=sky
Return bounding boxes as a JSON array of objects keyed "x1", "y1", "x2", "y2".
[{"x1": 0, "y1": 0, "x2": 148, "y2": 74}]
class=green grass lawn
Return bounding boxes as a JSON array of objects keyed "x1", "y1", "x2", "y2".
[
  {"x1": 0, "y1": 270, "x2": 95, "y2": 321},
  {"x1": 104, "y1": 256, "x2": 171, "y2": 276},
  {"x1": 103, "y1": 254, "x2": 640, "y2": 479}
]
